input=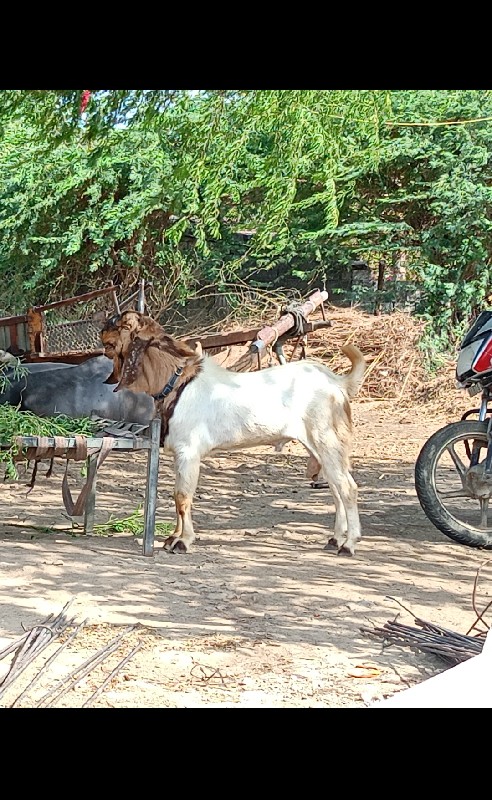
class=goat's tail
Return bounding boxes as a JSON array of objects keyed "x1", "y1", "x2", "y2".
[{"x1": 340, "y1": 344, "x2": 367, "y2": 399}]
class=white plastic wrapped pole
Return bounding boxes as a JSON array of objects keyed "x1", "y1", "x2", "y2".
[{"x1": 251, "y1": 289, "x2": 328, "y2": 356}]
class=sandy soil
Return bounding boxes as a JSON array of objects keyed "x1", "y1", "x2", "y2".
[{"x1": 0, "y1": 400, "x2": 490, "y2": 708}]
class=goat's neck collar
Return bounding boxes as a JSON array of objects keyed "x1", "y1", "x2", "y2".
[{"x1": 153, "y1": 366, "x2": 184, "y2": 401}]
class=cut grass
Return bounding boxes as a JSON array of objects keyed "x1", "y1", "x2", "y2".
[{"x1": 0, "y1": 405, "x2": 98, "y2": 480}]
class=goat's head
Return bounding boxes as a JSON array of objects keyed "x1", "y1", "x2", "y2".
[
  {"x1": 101, "y1": 310, "x2": 156, "y2": 384},
  {"x1": 100, "y1": 310, "x2": 199, "y2": 395}
]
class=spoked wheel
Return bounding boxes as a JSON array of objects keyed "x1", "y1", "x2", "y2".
[{"x1": 415, "y1": 420, "x2": 492, "y2": 548}]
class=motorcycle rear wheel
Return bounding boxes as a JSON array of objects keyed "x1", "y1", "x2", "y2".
[{"x1": 415, "y1": 420, "x2": 492, "y2": 548}]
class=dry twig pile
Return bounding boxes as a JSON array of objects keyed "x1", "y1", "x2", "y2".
[
  {"x1": 276, "y1": 304, "x2": 468, "y2": 414},
  {"x1": 0, "y1": 600, "x2": 143, "y2": 708},
  {"x1": 361, "y1": 562, "x2": 491, "y2": 667}
]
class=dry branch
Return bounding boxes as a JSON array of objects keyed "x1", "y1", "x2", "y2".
[
  {"x1": 35, "y1": 623, "x2": 138, "y2": 708},
  {"x1": 0, "y1": 600, "x2": 75, "y2": 700},
  {"x1": 362, "y1": 568, "x2": 491, "y2": 667},
  {"x1": 10, "y1": 619, "x2": 88, "y2": 708},
  {"x1": 361, "y1": 617, "x2": 485, "y2": 665},
  {"x1": 82, "y1": 642, "x2": 143, "y2": 708}
]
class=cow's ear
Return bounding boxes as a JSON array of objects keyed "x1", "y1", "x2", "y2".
[{"x1": 113, "y1": 336, "x2": 151, "y2": 392}]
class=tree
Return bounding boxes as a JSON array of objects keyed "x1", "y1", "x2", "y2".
[
  {"x1": 2, "y1": 89, "x2": 492, "y2": 355},
  {"x1": 0, "y1": 90, "x2": 389, "y2": 310}
]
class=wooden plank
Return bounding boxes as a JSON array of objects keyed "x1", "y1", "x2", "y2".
[
  {"x1": 0, "y1": 313, "x2": 29, "y2": 326},
  {"x1": 184, "y1": 328, "x2": 260, "y2": 350},
  {"x1": 25, "y1": 351, "x2": 105, "y2": 364},
  {"x1": 9, "y1": 323, "x2": 18, "y2": 351},
  {"x1": 16, "y1": 321, "x2": 29, "y2": 351},
  {"x1": 0, "y1": 320, "x2": 30, "y2": 353}
]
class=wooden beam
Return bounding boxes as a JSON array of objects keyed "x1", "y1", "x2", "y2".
[
  {"x1": 184, "y1": 328, "x2": 260, "y2": 350},
  {"x1": 24, "y1": 350, "x2": 105, "y2": 364},
  {"x1": 229, "y1": 289, "x2": 329, "y2": 372},
  {"x1": 32, "y1": 285, "x2": 117, "y2": 312},
  {"x1": 26, "y1": 309, "x2": 44, "y2": 354},
  {"x1": 0, "y1": 313, "x2": 28, "y2": 326}
]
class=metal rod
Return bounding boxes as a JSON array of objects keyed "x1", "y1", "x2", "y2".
[
  {"x1": 111, "y1": 290, "x2": 121, "y2": 315},
  {"x1": 137, "y1": 279, "x2": 145, "y2": 313},
  {"x1": 35, "y1": 624, "x2": 137, "y2": 708},
  {"x1": 142, "y1": 417, "x2": 161, "y2": 556},
  {"x1": 10, "y1": 619, "x2": 88, "y2": 707},
  {"x1": 118, "y1": 289, "x2": 140, "y2": 312},
  {"x1": 82, "y1": 642, "x2": 143, "y2": 707},
  {"x1": 84, "y1": 453, "x2": 98, "y2": 535},
  {"x1": 479, "y1": 388, "x2": 490, "y2": 422}
]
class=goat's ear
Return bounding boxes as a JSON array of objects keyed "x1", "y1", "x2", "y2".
[
  {"x1": 103, "y1": 354, "x2": 123, "y2": 385},
  {"x1": 113, "y1": 336, "x2": 151, "y2": 393}
]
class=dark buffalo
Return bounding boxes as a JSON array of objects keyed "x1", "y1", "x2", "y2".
[{"x1": 0, "y1": 355, "x2": 155, "y2": 424}]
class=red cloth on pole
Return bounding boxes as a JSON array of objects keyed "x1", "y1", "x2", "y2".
[{"x1": 80, "y1": 90, "x2": 91, "y2": 115}]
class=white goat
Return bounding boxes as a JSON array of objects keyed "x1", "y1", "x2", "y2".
[{"x1": 101, "y1": 311, "x2": 367, "y2": 556}]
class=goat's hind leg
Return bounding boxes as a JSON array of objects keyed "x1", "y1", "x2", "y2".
[
  {"x1": 323, "y1": 481, "x2": 350, "y2": 554},
  {"x1": 309, "y1": 438, "x2": 360, "y2": 555},
  {"x1": 322, "y1": 469, "x2": 360, "y2": 556},
  {"x1": 163, "y1": 456, "x2": 200, "y2": 554}
]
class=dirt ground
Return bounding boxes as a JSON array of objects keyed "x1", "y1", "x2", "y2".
[{"x1": 1, "y1": 397, "x2": 491, "y2": 708}]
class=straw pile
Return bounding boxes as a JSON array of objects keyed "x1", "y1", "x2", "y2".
[
  {"x1": 304, "y1": 306, "x2": 430, "y2": 403},
  {"x1": 163, "y1": 292, "x2": 470, "y2": 414},
  {"x1": 304, "y1": 306, "x2": 471, "y2": 412},
  {"x1": 223, "y1": 304, "x2": 468, "y2": 413}
]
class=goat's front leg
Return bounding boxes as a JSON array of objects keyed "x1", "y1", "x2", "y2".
[
  {"x1": 163, "y1": 455, "x2": 200, "y2": 554},
  {"x1": 172, "y1": 496, "x2": 183, "y2": 538}
]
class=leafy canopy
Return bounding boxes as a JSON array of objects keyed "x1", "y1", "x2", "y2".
[{"x1": 1, "y1": 89, "x2": 492, "y2": 354}]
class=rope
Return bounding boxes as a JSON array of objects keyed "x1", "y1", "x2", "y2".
[
  {"x1": 14, "y1": 434, "x2": 116, "y2": 517},
  {"x1": 279, "y1": 304, "x2": 311, "y2": 339},
  {"x1": 62, "y1": 437, "x2": 115, "y2": 517}
]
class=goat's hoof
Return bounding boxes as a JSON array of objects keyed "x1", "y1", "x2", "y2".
[
  {"x1": 324, "y1": 537, "x2": 340, "y2": 551},
  {"x1": 163, "y1": 536, "x2": 188, "y2": 554},
  {"x1": 337, "y1": 544, "x2": 355, "y2": 557}
]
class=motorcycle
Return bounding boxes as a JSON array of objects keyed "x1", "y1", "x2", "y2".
[{"x1": 415, "y1": 310, "x2": 492, "y2": 548}]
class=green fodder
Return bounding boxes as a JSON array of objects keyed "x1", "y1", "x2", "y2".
[
  {"x1": 88, "y1": 506, "x2": 173, "y2": 538},
  {"x1": 0, "y1": 405, "x2": 98, "y2": 480}
]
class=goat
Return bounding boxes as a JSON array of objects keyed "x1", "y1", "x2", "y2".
[{"x1": 101, "y1": 311, "x2": 367, "y2": 556}]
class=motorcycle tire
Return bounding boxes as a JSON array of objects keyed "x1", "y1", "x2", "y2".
[{"x1": 415, "y1": 420, "x2": 492, "y2": 549}]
